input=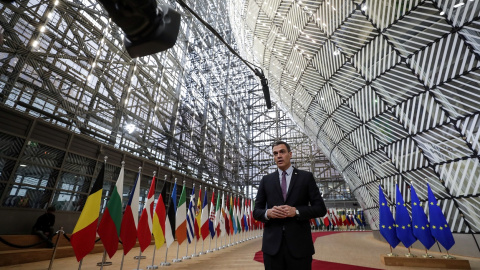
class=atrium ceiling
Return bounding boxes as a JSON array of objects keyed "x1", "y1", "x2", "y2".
[
  {"x1": 0, "y1": 0, "x2": 352, "y2": 216},
  {"x1": 230, "y1": 0, "x2": 480, "y2": 234}
]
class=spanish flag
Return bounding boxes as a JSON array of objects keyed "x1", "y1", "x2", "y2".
[{"x1": 71, "y1": 163, "x2": 105, "y2": 261}]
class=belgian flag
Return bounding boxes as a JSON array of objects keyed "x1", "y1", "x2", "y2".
[{"x1": 71, "y1": 163, "x2": 105, "y2": 261}]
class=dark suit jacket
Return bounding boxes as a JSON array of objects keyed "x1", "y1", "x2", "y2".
[{"x1": 253, "y1": 168, "x2": 326, "y2": 258}]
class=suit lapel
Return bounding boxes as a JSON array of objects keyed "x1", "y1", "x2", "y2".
[{"x1": 286, "y1": 167, "x2": 298, "y2": 201}]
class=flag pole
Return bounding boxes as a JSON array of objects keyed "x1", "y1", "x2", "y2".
[
  {"x1": 135, "y1": 250, "x2": 143, "y2": 270},
  {"x1": 120, "y1": 252, "x2": 125, "y2": 270},
  {"x1": 423, "y1": 248, "x2": 434, "y2": 258},
  {"x1": 443, "y1": 249, "x2": 456, "y2": 259},
  {"x1": 405, "y1": 246, "x2": 416, "y2": 257},
  {"x1": 78, "y1": 259, "x2": 83, "y2": 270},
  {"x1": 387, "y1": 245, "x2": 398, "y2": 257},
  {"x1": 199, "y1": 238, "x2": 205, "y2": 255},
  {"x1": 183, "y1": 241, "x2": 190, "y2": 260},
  {"x1": 207, "y1": 234, "x2": 212, "y2": 253},
  {"x1": 160, "y1": 247, "x2": 171, "y2": 266},
  {"x1": 173, "y1": 241, "x2": 182, "y2": 262},
  {"x1": 146, "y1": 246, "x2": 158, "y2": 269},
  {"x1": 146, "y1": 171, "x2": 158, "y2": 270},
  {"x1": 48, "y1": 227, "x2": 64, "y2": 270},
  {"x1": 193, "y1": 236, "x2": 198, "y2": 257},
  {"x1": 98, "y1": 250, "x2": 112, "y2": 269}
]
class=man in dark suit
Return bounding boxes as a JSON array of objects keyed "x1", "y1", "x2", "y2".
[{"x1": 253, "y1": 141, "x2": 327, "y2": 270}]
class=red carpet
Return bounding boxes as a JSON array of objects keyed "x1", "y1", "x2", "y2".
[{"x1": 253, "y1": 231, "x2": 382, "y2": 270}]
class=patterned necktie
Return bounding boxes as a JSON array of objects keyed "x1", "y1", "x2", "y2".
[{"x1": 281, "y1": 170, "x2": 287, "y2": 201}]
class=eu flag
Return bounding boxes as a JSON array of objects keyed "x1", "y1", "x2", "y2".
[
  {"x1": 395, "y1": 184, "x2": 416, "y2": 248},
  {"x1": 379, "y1": 185, "x2": 400, "y2": 248},
  {"x1": 410, "y1": 184, "x2": 435, "y2": 249},
  {"x1": 427, "y1": 184, "x2": 455, "y2": 250}
]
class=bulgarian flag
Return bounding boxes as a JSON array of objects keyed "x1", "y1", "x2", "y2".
[
  {"x1": 71, "y1": 163, "x2": 105, "y2": 261},
  {"x1": 97, "y1": 163, "x2": 124, "y2": 258},
  {"x1": 120, "y1": 170, "x2": 141, "y2": 255},
  {"x1": 152, "y1": 182, "x2": 166, "y2": 249},
  {"x1": 137, "y1": 175, "x2": 156, "y2": 252},
  {"x1": 175, "y1": 184, "x2": 187, "y2": 245}
]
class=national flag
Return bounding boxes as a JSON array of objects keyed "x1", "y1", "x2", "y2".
[
  {"x1": 379, "y1": 185, "x2": 400, "y2": 248},
  {"x1": 395, "y1": 184, "x2": 416, "y2": 248},
  {"x1": 352, "y1": 215, "x2": 358, "y2": 227},
  {"x1": 243, "y1": 198, "x2": 249, "y2": 231},
  {"x1": 194, "y1": 187, "x2": 202, "y2": 240},
  {"x1": 231, "y1": 196, "x2": 237, "y2": 234},
  {"x1": 176, "y1": 184, "x2": 187, "y2": 245},
  {"x1": 165, "y1": 182, "x2": 177, "y2": 248},
  {"x1": 71, "y1": 163, "x2": 105, "y2": 261},
  {"x1": 249, "y1": 199, "x2": 254, "y2": 229},
  {"x1": 97, "y1": 163, "x2": 124, "y2": 258},
  {"x1": 152, "y1": 182, "x2": 166, "y2": 249},
  {"x1": 223, "y1": 194, "x2": 230, "y2": 236},
  {"x1": 186, "y1": 186, "x2": 196, "y2": 243},
  {"x1": 228, "y1": 195, "x2": 234, "y2": 235},
  {"x1": 410, "y1": 184, "x2": 435, "y2": 250},
  {"x1": 237, "y1": 196, "x2": 242, "y2": 232},
  {"x1": 138, "y1": 175, "x2": 156, "y2": 252},
  {"x1": 208, "y1": 189, "x2": 216, "y2": 238},
  {"x1": 200, "y1": 189, "x2": 209, "y2": 240},
  {"x1": 214, "y1": 191, "x2": 221, "y2": 237},
  {"x1": 427, "y1": 184, "x2": 455, "y2": 250},
  {"x1": 323, "y1": 213, "x2": 330, "y2": 227},
  {"x1": 120, "y1": 171, "x2": 141, "y2": 255},
  {"x1": 315, "y1": 217, "x2": 321, "y2": 227},
  {"x1": 355, "y1": 214, "x2": 363, "y2": 227}
]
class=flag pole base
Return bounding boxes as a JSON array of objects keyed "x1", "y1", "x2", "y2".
[
  {"x1": 191, "y1": 254, "x2": 199, "y2": 257},
  {"x1": 160, "y1": 262, "x2": 171, "y2": 266},
  {"x1": 423, "y1": 253, "x2": 434, "y2": 258},
  {"x1": 442, "y1": 254, "x2": 456, "y2": 259},
  {"x1": 198, "y1": 252, "x2": 205, "y2": 255},
  {"x1": 382, "y1": 254, "x2": 470, "y2": 268},
  {"x1": 206, "y1": 250, "x2": 213, "y2": 253},
  {"x1": 386, "y1": 253, "x2": 398, "y2": 257},
  {"x1": 172, "y1": 259, "x2": 182, "y2": 263},
  {"x1": 405, "y1": 253, "x2": 417, "y2": 258},
  {"x1": 182, "y1": 256, "x2": 191, "y2": 260},
  {"x1": 146, "y1": 265, "x2": 159, "y2": 269},
  {"x1": 134, "y1": 256, "x2": 146, "y2": 260},
  {"x1": 96, "y1": 262, "x2": 113, "y2": 266}
]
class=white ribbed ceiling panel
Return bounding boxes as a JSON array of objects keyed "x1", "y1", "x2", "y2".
[{"x1": 229, "y1": 0, "x2": 480, "y2": 234}]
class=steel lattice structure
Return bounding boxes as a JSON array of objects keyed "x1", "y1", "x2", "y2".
[
  {"x1": 230, "y1": 0, "x2": 480, "y2": 238},
  {"x1": 0, "y1": 0, "x2": 351, "y2": 224}
]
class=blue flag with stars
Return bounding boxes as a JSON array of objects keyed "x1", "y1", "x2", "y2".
[
  {"x1": 379, "y1": 185, "x2": 400, "y2": 248},
  {"x1": 395, "y1": 184, "x2": 416, "y2": 248},
  {"x1": 427, "y1": 184, "x2": 455, "y2": 250},
  {"x1": 410, "y1": 184, "x2": 435, "y2": 250}
]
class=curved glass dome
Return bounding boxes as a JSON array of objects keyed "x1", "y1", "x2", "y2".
[{"x1": 229, "y1": 0, "x2": 480, "y2": 234}]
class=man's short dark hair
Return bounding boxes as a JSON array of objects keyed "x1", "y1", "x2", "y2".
[{"x1": 272, "y1": 141, "x2": 291, "y2": 152}]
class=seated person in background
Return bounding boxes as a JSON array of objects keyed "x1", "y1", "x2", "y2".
[{"x1": 32, "y1": 206, "x2": 56, "y2": 248}]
